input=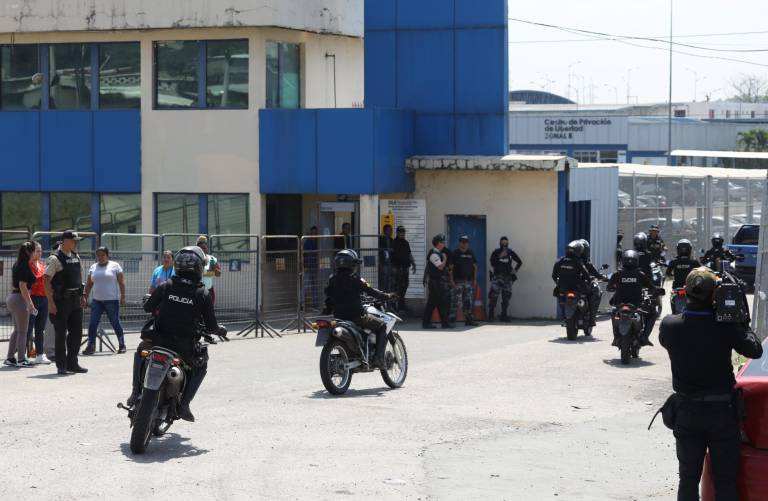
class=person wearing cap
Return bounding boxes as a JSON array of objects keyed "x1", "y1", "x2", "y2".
[
  {"x1": 450, "y1": 236, "x2": 478, "y2": 326},
  {"x1": 196, "y1": 236, "x2": 221, "y2": 304},
  {"x1": 378, "y1": 224, "x2": 395, "y2": 293},
  {"x1": 43, "y1": 230, "x2": 87, "y2": 375},
  {"x1": 647, "y1": 224, "x2": 667, "y2": 263},
  {"x1": 422, "y1": 234, "x2": 451, "y2": 329},
  {"x1": 488, "y1": 236, "x2": 523, "y2": 322},
  {"x1": 391, "y1": 226, "x2": 416, "y2": 311},
  {"x1": 659, "y1": 267, "x2": 763, "y2": 501}
]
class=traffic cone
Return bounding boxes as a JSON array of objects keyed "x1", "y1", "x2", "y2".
[{"x1": 473, "y1": 284, "x2": 486, "y2": 321}]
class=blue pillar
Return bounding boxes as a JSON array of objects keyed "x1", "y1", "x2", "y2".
[
  {"x1": 198, "y1": 194, "x2": 208, "y2": 235},
  {"x1": 556, "y1": 170, "x2": 568, "y2": 318}
]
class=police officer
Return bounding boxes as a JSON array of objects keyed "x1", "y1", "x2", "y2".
[
  {"x1": 324, "y1": 249, "x2": 394, "y2": 367},
  {"x1": 450, "y1": 236, "x2": 478, "y2": 327},
  {"x1": 391, "y1": 226, "x2": 416, "y2": 311},
  {"x1": 606, "y1": 250, "x2": 658, "y2": 346},
  {"x1": 128, "y1": 246, "x2": 225, "y2": 422},
  {"x1": 659, "y1": 267, "x2": 763, "y2": 501},
  {"x1": 647, "y1": 224, "x2": 667, "y2": 263},
  {"x1": 43, "y1": 230, "x2": 87, "y2": 375},
  {"x1": 633, "y1": 232, "x2": 653, "y2": 277},
  {"x1": 422, "y1": 234, "x2": 451, "y2": 329},
  {"x1": 616, "y1": 232, "x2": 624, "y2": 270},
  {"x1": 488, "y1": 236, "x2": 522, "y2": 322},
  {"x1": 702, "y1": 233, "x2": 736, "y2": 271},
  {"x1": 666, "y1": 239, "x2": 701, "y2": 289},
  {"x1": 552, "y1": 241, "x2": 591, "y2": 317},
  {"x1": 578, "y1": 239, "x2": 608, "y2": 327}
]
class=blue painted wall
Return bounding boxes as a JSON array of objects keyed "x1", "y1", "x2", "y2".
[
  {"x1": 0, "y1": 111, "x2": 140, "y2": 192},
  {"x1": 260, "y1": 108, "x2": 415, "y2": 194}
]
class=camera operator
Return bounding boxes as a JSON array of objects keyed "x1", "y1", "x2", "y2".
[{"x1": 659, "y1": 266, "x2": 763, "y2": 501}]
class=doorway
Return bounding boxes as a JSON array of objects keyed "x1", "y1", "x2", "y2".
[{"x1": 447, "y1": 215, "x2": 487, "y2": 297}]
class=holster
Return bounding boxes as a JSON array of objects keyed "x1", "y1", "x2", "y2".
[{"x1": 648, "y1": 393, "x2": 679, "y2": 430}]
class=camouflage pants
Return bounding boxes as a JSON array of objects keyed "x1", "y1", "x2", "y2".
[
  {"x1": 449, "y1": 281, "x2": 474, "y2": 323},
  {"x1": 488, "y1": 274, "x2": 514, "y2": 313},
  {"x1": 392, "y1": 266, "x2": 410, "y2": 309}
]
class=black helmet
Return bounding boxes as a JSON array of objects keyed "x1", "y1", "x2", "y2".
[
  {"x1": 676, "y1": 239, "x2": 692, "y2": 257},
  {"x1": 432, "y1": 233, "x2": 446, "y2": 247},
  {"x1": 174, "y1": 246, "x2": 206, "y2": 282},
  {"x1": 649, "y1": 224, "x2": 660, "y2": 232},
  {"x1": 578, "y1": 239, "x2": 591, "y2": 260},
  {"x1": 566, "y1": 240, "x2": 584, "y2": 258},
  {"x1": 621, "y1": 249, "x2": 639, "y2": 269},
  {"x1": 711, "y1": 233, "x2": 724, "y2": 248},
  {"x1": 633, "y1": 232, "x2": 648, "y2": 251},
  {"x1": 334, "y1": 249, "x2": 360, "y2": 271},
  {"x1": 685, "y1": 266, "x2": 717, "y2": 302}
]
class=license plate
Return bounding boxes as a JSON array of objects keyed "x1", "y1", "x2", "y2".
[{"x1": 145, "y1": 363, "x2": 167, "y2": 389}]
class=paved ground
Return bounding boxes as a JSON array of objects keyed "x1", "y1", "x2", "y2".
[{"x1": 0, "y1": 308, "x2": 683, "y2": 501}]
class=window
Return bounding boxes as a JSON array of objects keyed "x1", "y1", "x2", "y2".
[
  {"x1": 206, "y1": 40, "x2": 249, "y2": 109},
  {"x1": 599, "y1": 151, "x2": 618, "y2": 163},
  {"x1": 99, "y1": 42, "x2": 140, "y2": 109},
  {"x1": 49, "y1": 44, "x2": 92, "y2": 110},
  {"x1": 266, "y1": 41, "x2": 300, "y2": 108},
  {"x1": 156, "y1": 194, "x2": 200, "y2": 251},
  {"x1": 208, "y1": 194, "x2": 249, "y2": 251},
  {"x1": 50, "y1": 192, "x2": 92, "y2": 231},
  {"x1": 155, "y1": 41, "x2": 198, "y2": 108},
  {"x1": 0, "y1": 192, "x2": 42, "y2": 249},
  {"x1": 573, "y1": 151, "x2": 597, "y2": 163},
  {"x1": 674, "y1": 109, "x2": 686, "y2": 117},
  {"x1": 100, "y1": 194, "x2": 141, "y2": 250},
  {"x1": 0, "y1": 45, "x2": 42, "y2": 110}
]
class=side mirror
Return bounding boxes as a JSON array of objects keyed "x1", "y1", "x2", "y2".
[{"x1": 600, "y1": 264, "x2": 610, "y2": 270}]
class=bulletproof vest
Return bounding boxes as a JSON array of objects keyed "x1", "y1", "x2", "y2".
[
  {"x1": 672, "y1": 258, "x2": 696, "y2": 287},
  {"x1": 427, "y1": 248, "x2": 447, "y2": 281},
  {"x1": 155, "y1": 279, "x2": 205, "y2": 345},
  {"x1": 648, "y1": 237, "x2": 664, "y2": 257},
  {"x1": 51, "y1": 250, "x2": 82, "y2": 292},
  {"x1": 556, "y1": 257, "x2": 585, "y2": 290},
  {"x1": 636, "y1": 250, "x2": 652, "y2": 276},
  {"x1": 493, "y1": 249, "x2": 513, "y2": 275},
  {"x1": 326, "y1": 271, "x2": 365, "y2": 320},
  {"x1": 612, "y1": 268, "x2": 646, "y2": 306}
]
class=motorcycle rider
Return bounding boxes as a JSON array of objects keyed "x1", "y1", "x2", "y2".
[
  {"x1": 659, "y1": 267, "x2": 763, "y2": 501},
  {"x1": 633, "y1": 232, "x2": 653, "y2": 277},
  {"x1": 666, "y1": 239, "x2": 701, "y2": 289},
  {"x1": 552, "y1": 241, "x2": 591, "y2": 318},
  {"x1": 128, "y1": 246, "x2": 225, "y2": 422},
  {"x1": 647, "y1": 224, "x2": 667, "y2": 263},
  {"x1": 702, "y1": 233, "x2": 736, "y2": 270},
  {"x1": 607, "y1": 250, "x2": 659, "y2": 347},
  {"x1": 488, "y1": 236, "x2": 523, "y2": 322},
  {"x1": 578, "y1": 239, "x2": 608, "y2": 326},
  {"x1": 324, "y1": 249, "x2": 395, "y2": 368}
]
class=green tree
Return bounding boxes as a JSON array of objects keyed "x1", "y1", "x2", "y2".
[{"x1": 737, "y1": 128, "x2": 768, "y2": 152}]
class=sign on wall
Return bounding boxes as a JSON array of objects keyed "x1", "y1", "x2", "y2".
[{"x1": 379, "y1": 199, "x2": 427, "y2": 298}]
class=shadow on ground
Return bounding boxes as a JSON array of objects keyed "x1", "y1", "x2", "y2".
[
  {"x1": 120, "y1": 433, "x2": 209, "y2": 463},
  {"x1": 307, "y1": 387, "x2": 392, "y2": 399}
]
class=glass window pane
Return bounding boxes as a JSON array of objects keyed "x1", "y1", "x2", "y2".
[
  {"x1": 0, "y1": 192, "x2": 41, "y2": 249},
  {"x1": 206, "y1": 40, "x2": 248, "y2": 109},
  {"x1": 208, "y1": 194, "x2": 249, "y2": 251},
  {"x1": 279, "y1": 42, "x2": 300, "y2": 108},
  {"x1": 265, "y1": 41, "x2": 279, "y2": 108},
  {"x1": 49, "y1": 44, "x2": 92, "y2": 110},
  {"x1": 155, "y1": 41, "x2": 198, "y2": 108},
  {"x1": 156, "y1": 194, "x2": 199, "y2": 251},
  {"x1": 100, "y1": 194, "x2": 142, "y2": 251},
  {"x1": 99, "y1": 42, "x2": 140, "y2": 109},
  {"x1": 0, "y1": 45, "x2": 42, "y2": 110},
  {"x1": 50, "y1": 193, "x2": 92, "y2": 232}
]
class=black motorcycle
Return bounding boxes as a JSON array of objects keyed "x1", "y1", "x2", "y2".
[
  {"x1": 559, "y1": 289, "x2": 592, "y2": 340},
  {"x1": 612, "y1": 302, "x2": 644, "y2": 365},
  {"x1": 670, "y1": 287, "x2": 686, "y2": 314},
  {"x1": 315, "y1": 298, "x2": 408, "y2": 395}
]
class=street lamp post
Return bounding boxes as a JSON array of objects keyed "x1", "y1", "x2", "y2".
[
  {"x1": 567, "y1": 61, "x2": 582, "y2": 100},
  {"x1": 604, "y1": 84, "x2": 619, "y2": 103}
]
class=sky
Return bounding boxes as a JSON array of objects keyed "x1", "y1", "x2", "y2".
[{"x1": 508, "y1": 0, "x2": 768, "y2": 108}]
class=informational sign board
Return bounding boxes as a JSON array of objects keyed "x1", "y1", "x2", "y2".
[{"x1": 379, "y1": 199, "x2": 427, "y2": 298}]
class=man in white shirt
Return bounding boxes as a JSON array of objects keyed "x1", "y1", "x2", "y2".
[{"x1": 197, "y1": 236, "x2": 221, "y2": 304}]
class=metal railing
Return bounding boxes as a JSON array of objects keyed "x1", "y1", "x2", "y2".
[{"x1": 260, "y1": 235, "x2": 300, "y2": 336}]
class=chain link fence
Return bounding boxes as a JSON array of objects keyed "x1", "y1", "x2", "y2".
[{"x1": 752, "y1": 178, "x2": 768, "y2": 341}]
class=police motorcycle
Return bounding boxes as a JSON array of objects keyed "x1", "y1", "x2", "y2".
[
  {"x1": 559, "y1": 286, "x2": 593, "y2": 341},
  {"x1": 650, "y1": 261, "x2": 665, "y2": 315},
  {"x1": 119, "y1": 295, "x2": 227, "y2": 454},
  {"x1": 612, "y1": 288, "x2": 662, "y2": 365},
  {"x1": 314, "y1": 296, "x2": 408, "y2": 395}
]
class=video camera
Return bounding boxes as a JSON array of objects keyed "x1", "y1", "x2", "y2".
[{"x1": 713, "y1": 269, "x2": 750, "y2": 324}]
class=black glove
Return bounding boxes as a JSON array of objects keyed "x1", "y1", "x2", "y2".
[{"x1": 216, "y1": 325, "x2": 229, "y2": 342}]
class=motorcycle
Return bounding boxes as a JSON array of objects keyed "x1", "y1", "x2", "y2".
[
  {"x1": 559, "y1": 288, "x2": 592, "y2": 340},
  {"x1": 314, "y1": 298, "x2": 408, "y2": 395},
  {"x1": 119, "y1": 300, "x2": 227, "y2": 454},
  {"x1": 670, "y1": 287, "x2": 687, "y2": 314},
  {"x1": 612, "y1": 302, "x2": 644, "y2": 365},
  {"x1": 650, "y1": 261, "x2": 665, "y2": 315}
]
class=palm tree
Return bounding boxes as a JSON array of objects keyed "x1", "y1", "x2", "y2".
[{"x1": 737, "y1": 130, "x2": 757, "y2": 151}]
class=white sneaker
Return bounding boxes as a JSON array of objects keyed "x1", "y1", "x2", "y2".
[{"x1": 35, "y1": 354, "x2": 52, "y2": 365}]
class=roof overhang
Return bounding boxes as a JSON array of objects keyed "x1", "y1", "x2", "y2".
[
  {"x1": 671, "y1": 149, "x2": 768, "y2": 160},
  {"x1": 406, "y1": 155, "x2": 572, "y2": 172}
]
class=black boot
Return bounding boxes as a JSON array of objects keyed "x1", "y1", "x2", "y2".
[
  {"x1": 487, "y1": 309, "x2": 495, "y2": 322},
  {"x1": 179, "y1": 368, "x2": 207, "y2": 422},
  {"x1": 373, "y1": 330, "x2": 387, "y2": 369},
  {"x1": 639, "y1": 334, "x2": 654, "y2": 347},
  {"x1": 127, "y1": 353, "x2": 144, "y2": 407},
  {"x1": 500, "y1": 313, "x2": 511, "y2": 323},
  {"x1": 612, "y1": 334, "x2": 620, "y2": 347}
]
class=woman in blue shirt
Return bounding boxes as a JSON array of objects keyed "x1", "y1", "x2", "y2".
[{"x1": 150, "y1": 250, "x2": 175, "y2": 293}]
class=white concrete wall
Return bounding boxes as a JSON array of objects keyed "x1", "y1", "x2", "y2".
[
  {"x1": 413, "y1": 170, "x2": 560, "y2": 319},
  {"x1": 0, "y1": 0, "x2": 363, "y2": 37}
]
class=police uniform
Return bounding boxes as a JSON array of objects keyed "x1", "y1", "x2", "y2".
[
  {"x1": 703, "y1": 247, "x2": 735, "y2": 267},
  {"x1": 488, "y1": 243, "x2": 522, "y2": 321},
  {"x1": 648, "y1": 235, "x2": 666, "y2": 262},
  {"x1": 660, "y1": 308, "x2": 762, "y2": 500},
  {"x1": 391, "y1": 234, "x2": 413, "y2": 310},
  {"x1": 552, "y1": 255, "x2": 590, "y2": 304},
  {"x1": 636, "y1": 248, "x2": 653, "y2": 277},
  {"x1": 422, "y1": 247, "x2": 451, "y2": 328},
  {"x1": 378, "y1": 233, "x2": 394, "y2": 293},
  {"x1": 607, "y1": 267, "x2": 658, "y2": 338},
  {"x1": 450, "y1": 246, "x2": 477, "y2": 324},
  {"x1": 666, "y1": 257, "x2": 701, "y2": 288},
  {"x1": 46, "y1": 244, "x2": 84, "y2": 372}
]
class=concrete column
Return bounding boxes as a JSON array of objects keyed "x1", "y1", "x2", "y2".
[{"x1": 359, "y1": 194, "x2": 380, "y2": 245}]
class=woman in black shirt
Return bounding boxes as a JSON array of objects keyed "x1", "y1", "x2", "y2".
[{"x1": 4, "y1": 242, "x2": 38, "y2": 367}]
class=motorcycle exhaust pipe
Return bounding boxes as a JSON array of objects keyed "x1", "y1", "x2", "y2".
[{"x1": 165, "y1": 366, "x2": 185, "y2": 397}]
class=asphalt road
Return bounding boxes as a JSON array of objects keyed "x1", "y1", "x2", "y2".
[{"x1": 0, "y1": 310, "x2": 683, "y2": 501}]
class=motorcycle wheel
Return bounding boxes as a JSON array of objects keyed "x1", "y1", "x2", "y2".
[
  {"x1": 130, "y1": 389, "x2": 160, "y2": 454},
  {"x1": 620, "y1": 336, "x2": 632, "y2": 365},
  {"x1": 582, "y1": 321, "x2": 593, "y2": 337},
  {"x1": 381, "y1": 332, "x2": 408, "y2": 389},
  {"x1": 566, "y1": 318, "x2": 578, "y2": 341},
  {"x1": 320, "y1": 340, "x2": 352, "y2": 395}
]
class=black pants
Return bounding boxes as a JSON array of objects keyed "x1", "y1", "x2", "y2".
[
  {"x1": 51, "y1": 294, "x2": 83, "y2": 370},
  {"x1": 422, "y1": 281, "x2": 450, "y2": 327},
  {"x1": 674, "y1": 400, "x2": 740, "y2": 501},
  {"x1": 393, "y1": 266, "x2": 410, "y2": 310}
]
